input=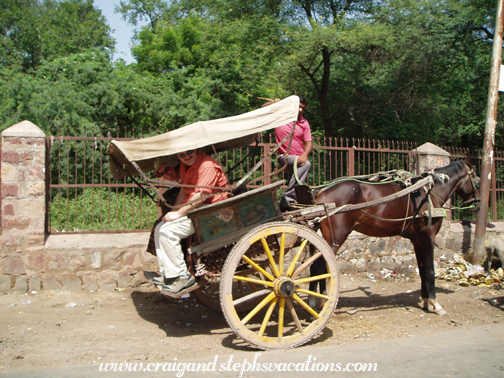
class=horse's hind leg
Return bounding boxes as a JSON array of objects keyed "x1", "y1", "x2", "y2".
[{"x1": 412, "y1": 238, "x2": 446, "y2": 315}]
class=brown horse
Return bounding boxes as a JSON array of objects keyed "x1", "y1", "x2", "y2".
[{"x1": 314, "y1": 158, "x2": 480, "y2": 315}]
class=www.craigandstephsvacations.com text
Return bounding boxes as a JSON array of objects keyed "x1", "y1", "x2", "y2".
[{"x1": 98, "y1": 354, "x2": 378, "y2": 376}]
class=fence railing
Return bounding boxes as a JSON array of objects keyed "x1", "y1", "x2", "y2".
[{"x1": 46, "y1": 134, "x2": 497, "y2": 234}]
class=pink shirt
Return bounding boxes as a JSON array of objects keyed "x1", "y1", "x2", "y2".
[{"x1": 274, "y1": 116, "x2": 312, "y2": 156}]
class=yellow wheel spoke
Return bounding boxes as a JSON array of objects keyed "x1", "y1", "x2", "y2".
[
  {"x1": 278, "y1": 297, "x2": 285, "y2": 339},
  {"x1": 242, "y1": 255, "x2": 275, "y2": 281},
  {"x1": 259, "y1": 298, "x2": 278, "y2": 336},
  {"x1": 241, "y1": 291, "x2": 277, "y2": 325},
  {"x1": 261, "y1": 237, "x2": 280, "y2": 278},
  {"x1": 292, "y1": 252, "x2": 322, "y2": 279},
  {"x1": 286, "y1": 239, "x2": 308, "y2": 276},
  {"x1": 233, "y1": 275, "x2": 273, "y2": 287},
  {"x1": 286, "y1": 298, "x2": 303, "y2": 333},
  {"x1": 294, "y1": 273, "x2": 331, "y2": 285},
  {"x1": 295, "y1": 288, "x2": 329, "y2": 300},
  {"x1": 292, "y1": 293, "x2": 319, "y2": 319},
  {"x1": 279, "y1": 233, "x2": 286, "y2": 275}
]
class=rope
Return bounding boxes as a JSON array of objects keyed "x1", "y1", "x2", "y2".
[
  {"x1": 293, "y1": 156, "x2": 303, "y2": 185},
  {"x1": 428, "y1": 190, "x2": 477, "y2": 211},
  {"x1": 293, "y1": 158, "x2": 408, "y2": 189}
]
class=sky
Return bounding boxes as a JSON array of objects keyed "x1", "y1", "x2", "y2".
[{"x1": 93, "y1": 1, "x2": 148, "y2": 64}]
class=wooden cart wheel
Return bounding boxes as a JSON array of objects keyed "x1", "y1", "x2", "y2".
[
  {"x1": 220, "y1": 222, "x2": 339, "y2": 349},
  {"x1": 194, "y1": 281, "x2": 222, "y2": 312},
  {"x1": 194, "y1": 260, "x2": 268, "y2": 313},
  {"x1": 195, "y1": 279, "x2": 268, "y2": 313}
]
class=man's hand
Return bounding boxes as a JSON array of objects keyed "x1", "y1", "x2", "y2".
[
  {"x1": 297, "y1": 154, "x2": 308, "y2": 165},
  {"x1": 297, "y1": 141, "x2": 313, "y2": 165},
  {"x1": 163, "y1": 211, "x2": 181, "y2": 223}
]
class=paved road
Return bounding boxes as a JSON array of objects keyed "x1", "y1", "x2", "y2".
[{"x1": 2, "y1": 322, "x2": 503, "y2": 378}]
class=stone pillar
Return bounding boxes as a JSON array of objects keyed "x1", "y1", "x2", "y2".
[
  {"x1": 1, "y1": 121, "x2": 46, "y2": 290},
  {"x1": 412, "y1": 142, "x2": 454, "y2": 258},
  {"x1": 413, "y1": 142, "x2": 451, "y2": 217},
  {"x1": 412, "y1": 142, "x2": 451, "y2": 175}
]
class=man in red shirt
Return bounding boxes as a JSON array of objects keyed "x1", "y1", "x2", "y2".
[
  {"x1": 153, "y1": 149, "x2": 229, "y2": 294},
  {"x1": 272, "y1": 95, "x2": 313, "y2": 211}
]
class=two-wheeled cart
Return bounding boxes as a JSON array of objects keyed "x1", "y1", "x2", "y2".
[{"x1": 107, "y1": 96, "x2": 340, "y2": 349}]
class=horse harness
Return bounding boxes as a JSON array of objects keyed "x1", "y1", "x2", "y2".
[{"x1": 315, "y1": 164, "x2": 479, "y2": 244}]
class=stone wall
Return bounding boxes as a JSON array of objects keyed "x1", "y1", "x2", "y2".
[
  {"x1": 3, "y1": 223, "x2": 500, "y2": 293},
  {"x1": 337, "y1": 222, "x2": 504, "y2": 274},
  {"x1": 0, "y1": 121, "x2": 499, "y2": 292},
  {"x1": 0, "y1": 231, "x2": 157, "y2": 293}
]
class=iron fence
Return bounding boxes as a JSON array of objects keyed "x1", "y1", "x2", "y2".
[{"x1": 46, "y1": 134, "x2": 495, "y2": 234}]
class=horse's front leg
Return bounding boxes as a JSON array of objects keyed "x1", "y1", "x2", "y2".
[
  {"x1": 412, "y1": 238, "x2": 446, "y2": 315},
  {"x1": 308, "y1": 216, "x2": 351, "y2": 309},
  {"x1": 308, "y1": 254, "x2": 327, "y2": 310}
]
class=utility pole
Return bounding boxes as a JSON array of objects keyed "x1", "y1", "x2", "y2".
[{"x1": 473, "y1": 0, "x2": 504, "y2": 265}]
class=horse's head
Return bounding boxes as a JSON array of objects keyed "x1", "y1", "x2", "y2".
[{"x1": 455, "y1": 158, "x2": 481, "y2": 212}]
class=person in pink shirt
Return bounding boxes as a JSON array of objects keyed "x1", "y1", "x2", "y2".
[{"x1": 266, "y1": 95, "x2": 313, "y2": 211}]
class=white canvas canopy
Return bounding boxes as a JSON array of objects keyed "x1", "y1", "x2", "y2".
[{"x1": 107, "y1": 96, "x2": 300, "y2": 180}]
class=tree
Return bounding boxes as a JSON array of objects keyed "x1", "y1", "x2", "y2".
[
  {"x1": 115, "y1": 0, "x2": 169, "y2": 31},
  {"x1": 129, "y1": 7, "x2": 285, "y2": 118},
  {"x1": 0, "y1": 0, "x2": 114, "y2": 71}
]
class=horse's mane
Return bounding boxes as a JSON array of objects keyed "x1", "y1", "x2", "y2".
[
  {"x1": 418, "y1": 160, "x2": 467, "y2": 184},
  {"x1": 432, "y1": 160, "x2": 466, "y2": 177}
]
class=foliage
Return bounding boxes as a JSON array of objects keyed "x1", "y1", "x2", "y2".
[
  {"x1": 0, "y1": 0, "x2": 114, "y2": 71},
  {"x1": 0, "y1": 49, "x2": 220, "y2": 136},
  {"x1": 1, "y1": 0, "x2": 503, "y2": 150}
]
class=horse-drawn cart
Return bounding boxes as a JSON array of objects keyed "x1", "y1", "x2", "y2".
[
  {"x1": 107, "y1": 96, "x2": 342, "y2": 349},
  {"x1": 106, "y1": 96, "x2": 481, "y2": 350}
]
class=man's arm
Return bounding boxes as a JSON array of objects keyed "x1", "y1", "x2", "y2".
[
  {"x1": 261, "y1": 98, "x2": 281, "y2": 108},
  {"x1": 163, "y1": 191, "x2": 204, "y2": 222},
  {"x1": 297, "y1": 140, "x2": 313, "y2": 165}
]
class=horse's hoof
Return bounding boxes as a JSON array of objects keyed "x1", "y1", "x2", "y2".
[
  {"x1": 431, "y1": 300, "x2": 446, "y2": 315},
  {"x1": 422, "y1": 299, "x2": 433, "y2": 312},
  {"x1": 433, "y1": 303, "x2": 447, "y2": 315},
  {"x1": 422, "y1": 299, "x2": 446, "y2": 315}
]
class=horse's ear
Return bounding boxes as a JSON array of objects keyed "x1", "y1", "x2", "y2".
[{"x1": 464, "y1": 156, "x2": 472, "y2": 167}]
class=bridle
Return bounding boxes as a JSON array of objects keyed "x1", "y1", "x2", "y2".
[
  {"x1": 428, "y1": 164, "x2": 480, "y2": 210},
  {"x1": 459, "y1": 164, "x2": 480, "y2": 206}
]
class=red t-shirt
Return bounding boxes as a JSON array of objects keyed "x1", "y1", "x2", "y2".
[
  {"x1": 275, "y1": 116, "x2": 312, "y2": 156},
  {"x1": 179, "y1": 152, "x2": 229, "y2": 204}
]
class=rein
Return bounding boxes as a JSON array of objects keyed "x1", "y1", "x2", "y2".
[{"x1": 424, "y1": 164, "x2": 479, "y2": 211}]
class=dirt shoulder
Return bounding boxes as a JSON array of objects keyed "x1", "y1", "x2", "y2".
[{"x1": 0, "y1": 271, "x2": 503, "y2": 371}]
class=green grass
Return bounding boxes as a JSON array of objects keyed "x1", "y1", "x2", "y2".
[{"x1": 49, "y1": 188, "x2": 160, "y2": 232}]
